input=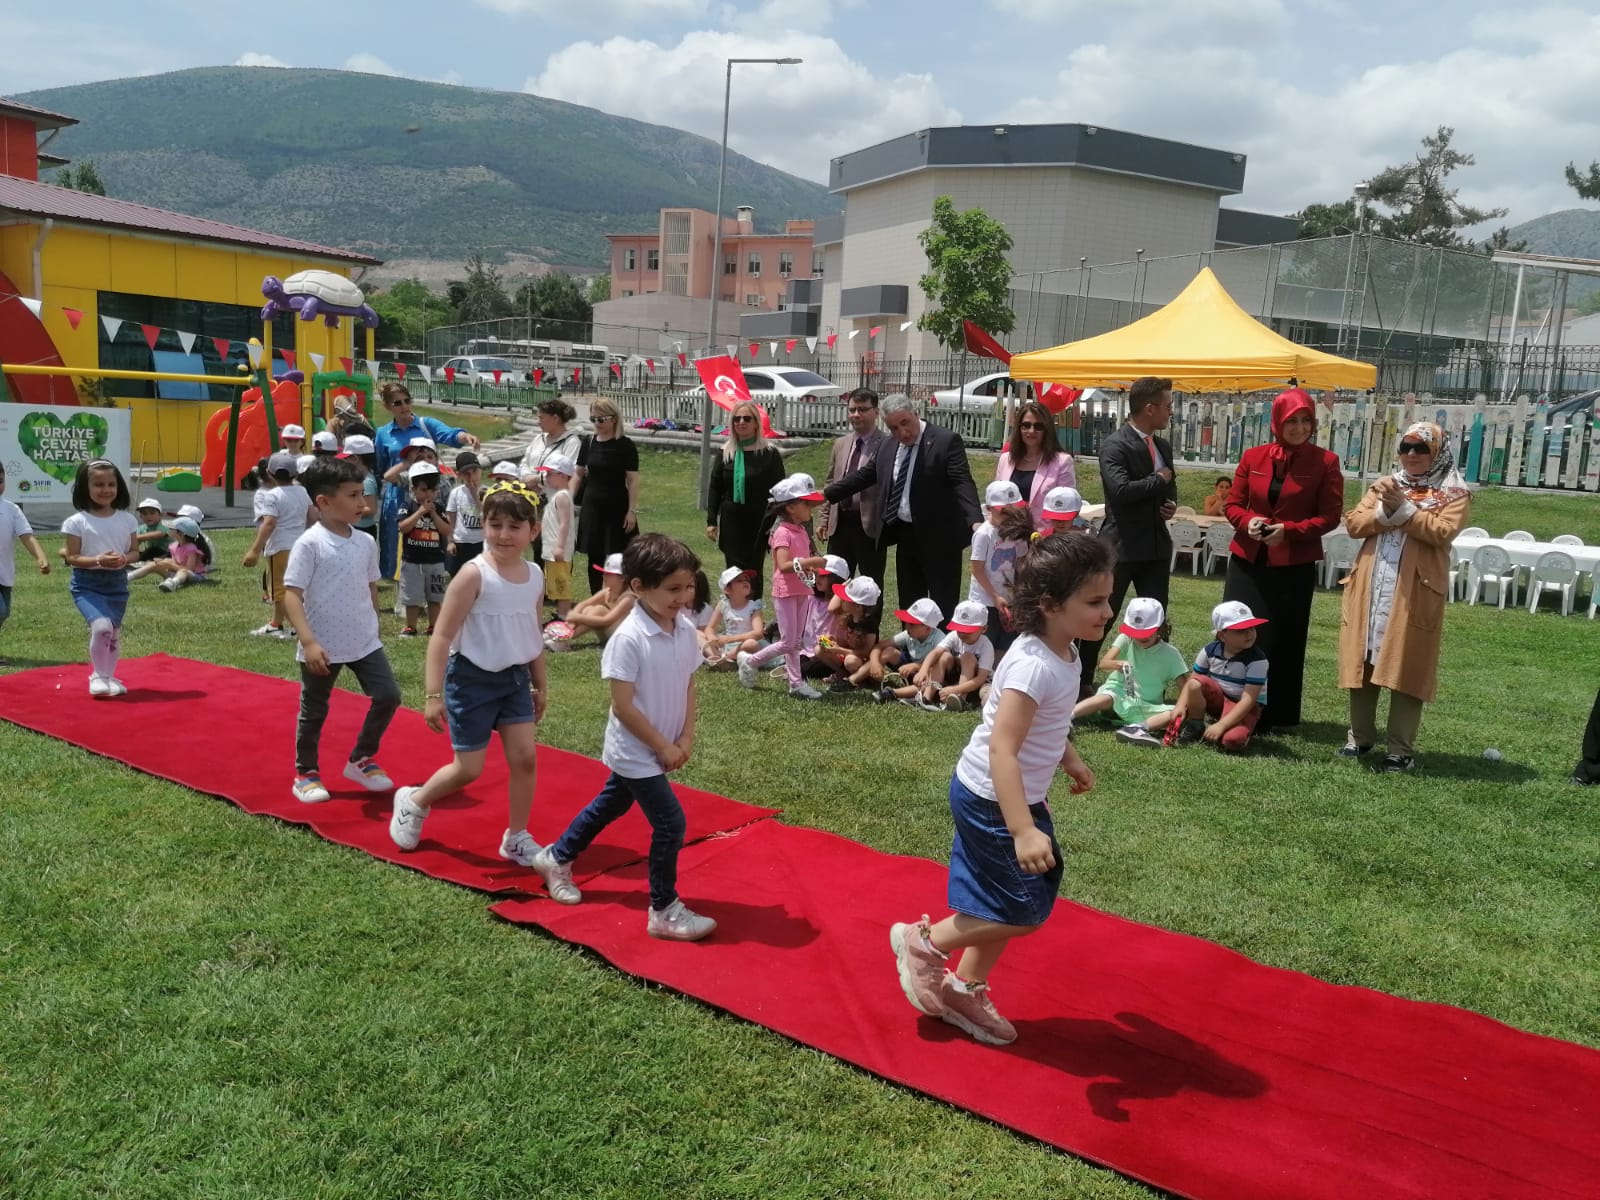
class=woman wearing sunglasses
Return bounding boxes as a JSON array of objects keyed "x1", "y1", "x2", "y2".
[
  {"x1": 572, "y1": 396, "x2": 641, "y2": 595},
  {"x1": 992, "y1": 401, "x2": 1076, "y2": 531},
  {"x1": 704, "y1": 400, "x2": 785, "y2": 600},
  {"x1": 1336, "y1": 421, "x2": 1471, "y2": 772}
]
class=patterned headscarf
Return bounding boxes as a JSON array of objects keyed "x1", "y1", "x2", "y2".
[{"x1": 1390, "y1": 422, "x2": 1467, "y2": 509}]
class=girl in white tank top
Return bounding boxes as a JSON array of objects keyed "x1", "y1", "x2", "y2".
[{"x1": 454, "y1": 553, "x2": 543, "y2": 670}]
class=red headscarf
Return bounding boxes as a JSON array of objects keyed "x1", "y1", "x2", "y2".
[{"x1": 1266, "y1": 387, "x2": 1316, "y2": 474}]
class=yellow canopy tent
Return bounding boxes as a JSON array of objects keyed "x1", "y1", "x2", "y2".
[{"x1": 1009, "y1": 267, "x2": 1377, "y2": 392}]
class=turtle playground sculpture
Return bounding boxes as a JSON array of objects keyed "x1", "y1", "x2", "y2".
[{"x1": 261, "y1": 270, "x2": 380, "y2": 328}]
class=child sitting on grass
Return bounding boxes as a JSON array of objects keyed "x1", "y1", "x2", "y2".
[
  {"x1": 816, "y1": 574, "x2": 882, "y2": 691},
  {"x1": 132, "y1": 497, "x2": 169, "y2": 563},
  {"x1": 876, "y1": 597, "x2": 945, "y2": 693},
  {"x1": 128, "y1": 517, "x2": 213, "y2": 591},
  {"x1": 1072, "y1": 597, "x2": 1189, "y2": 747},
  {"x1": 1162, "y1": 600, "x2": 1269, "y2": 752},
  {"x1": 544, "y1": 553, "x2": 635, "y2": 650},
  {"x1": 702, "y1": 566, "x2": 765, "y2": 668},
  {"x1": 881, "y1": 600, "x2": 995, "y2": 712}
]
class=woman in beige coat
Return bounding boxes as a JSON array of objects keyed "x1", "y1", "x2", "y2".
[{"x1": 1336, "y1": 422, "x2": 1470, "y2": 772}]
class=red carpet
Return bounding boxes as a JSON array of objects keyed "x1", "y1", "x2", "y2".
[
  {"x1": 493, "y1": 822, "x2": 1600, "y2": 1200},
  {"x1": 0, "y1": 654, "x2": 774, "y2": 894}
]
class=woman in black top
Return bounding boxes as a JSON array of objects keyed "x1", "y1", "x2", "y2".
[
  {"x1": 704, "y1": 401, "x2": 786, "y2": 600},
  {"x1": 573, "y1": 396, "x2": 641, "y2": 594}
]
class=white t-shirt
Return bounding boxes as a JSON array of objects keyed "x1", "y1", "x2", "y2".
[
  {"x1": 691, "y1": 603, "x2": 716, "y2": 631},
  {"x1": 283, "y1": 523, "x2": 382, "y2": 664},
  {"x1": 0, "y1": 498, "x2": 35, "y2": 587},
  {"x1": 600, "y1": 603, "x2": 703, "y2": 779},
  {"x1": 968, "y1": 522, "x2": 1026, "y2": 607},
  {"x1": 260, "y1": 484, "x2": 310, "y2": 556},
  {"x1": 447, "y1": 485, "x2": 484, "y2": 544},
  {"x1": 955, "y1": 633, "x2": 1082, "y2": 808},
  {"x1": 715, "y1": 597, "x2": 762, "y2": 639},
  {"x1": 542, "y1": 489, "x2": 576, "y2": 561},
  {"x1": 61, "y1": 510, "x2": 139, "y2": 563},
  {"x1": 937, "y1": 629, "x2": 995, "y2": 674}
]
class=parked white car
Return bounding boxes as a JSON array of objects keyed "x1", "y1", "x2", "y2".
[
  {"x1": 930, "y1": 371, "x2": 1037, "y2": 413},
  {"x1": 440, "y1": 355, "x2": 525, "y2": 385},
  {"x1": 676, "y1": 367, "x2": 844, "y2": 422}
]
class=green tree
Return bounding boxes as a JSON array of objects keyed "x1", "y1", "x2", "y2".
[
  {"x1": 1363, "y1": 126, "x2": 1508, "y2": 248},
  {"x1": 916, "y1": 195, "x2": 1015, "y2": 348},
  {"x1": 454, "y1": 252, "x2": 513, "y2": 323},
  {"x1": 1296, "y1": 199, "x2": 1362, "y2": 239},
  {"x1": 1564, "y1": 161, "x2": 1600, "y2": 200},
  {"x1": 51, "y1": 160, "x2": 107, "y2": 196},
  {"x1": 588, "y1": 274, "x2": 611, "y2": 303},
  {"x1": 369, "y1": 278, "x2": 453, "y2": 349},
  {"x1": 514, "y1": 272, "x2": 594, "y2": 340}
]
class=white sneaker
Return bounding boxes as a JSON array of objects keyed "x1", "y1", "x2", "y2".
[
  {"x1": 292, "y1": 773, "x2": 331, "y2": 803},
  {"x1": 788, "y1": 682, "x2": 823, "y2": 701},
  {"x1": 158, "y1": 578, "x2": 179, "y2": 593},
  {"x1": 342, "y1": 757, "x2": 393, "y2": 792},
  {"x1": 736, "y1": 651, "x2": 758, "y2": 689},
  {"x1": 272, "y1": 627, "x2": 297, "y2": 641},
  {"x1": 389, "y1": 786, "x2": 428, "y2": 851},
  {"x1": 530, "y1": 845, "x2": 582, "y2": 904},
  {"x1": 88, "y1": 676, "x2": 111, "y2": 697},
  {"x1": 249, "y1": 622, "x2": 283, "y2": 637},
  {"x1": 105, "y1": 678, "x2": 128, "y2": 697},
  {"x1": 499, "y1": 828, "x2": 543, "y2": 867},
  {"x1": 647, "y1": 899, "x2": 717, "y2": 941}
]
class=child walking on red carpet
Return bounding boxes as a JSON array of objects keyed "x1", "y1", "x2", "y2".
[
  {"x1": 61, "y1": 459, "x2": 140, "y2": 697},
  {"x1": 890, "y1": 532, "x2": 1113, "y2": 1045},
  {"x1": 281, "y1": 459, "x2": 402, "y2": 804},
  {"x1": 528, "y1": 533, "x2": 717, "y2": 942},
  {"x1": 390, "y1": 481, "x2": 548, "y2": 865}
]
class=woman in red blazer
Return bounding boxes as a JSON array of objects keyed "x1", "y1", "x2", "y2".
[{"x1": 1222, "y1": 388, "x2": 1345, "y2": 730}]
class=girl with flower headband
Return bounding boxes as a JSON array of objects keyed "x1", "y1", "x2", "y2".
[
  {"x1": 391, "y1": 480, "x2": 553, "y2": 866},
  {"x1": 1335, "y1": 421, "x2": 1472, "y2": 773}
]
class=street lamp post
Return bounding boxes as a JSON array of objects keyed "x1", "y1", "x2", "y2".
[{"x1": 697, "y1": 55, "x2": 802, "y2": 506}]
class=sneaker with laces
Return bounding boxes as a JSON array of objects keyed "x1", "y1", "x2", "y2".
[
  {"x1": 398, "y1": 626, "x2": 419, "y2": 638},
  {"x1": 158, "y1": 578, "x2": 178, "y2": 593},
  {"x1": 1382, "y1": 754, "x2": 1416, "y2": 773},
  {"x1": 272, "y1": 627, "x2": 297, "y2": 641},
  {"x1": 788, "y1": 682, "x2": 823, "y2": 700},
  {"x1": 939, "y1": 975, "x2": 1017, "y2": 1045},
  {"x1": 530, "y1": 845, "x2": 582, "y2": 904},
  {"x1": 499, "y1": 828, "x2": 543, "y2": 867},
  {"x1": 827, "y1": 676, "x2": 856, "y2": 693},
  {"x1": 292, "y1": 773, "x2": 331, "y2": 803},
  {"x1": 943, "y1": 693, "x2": 968, "y2": 712},
  {"x1": 1337, "y1": 741, "x2": 1374, "y2": 758},
  {"x1": 736, "y1": 651, "x2": 758, "y2": 689},
  {"x1": 389, "y1": 786, "x2": 428, "y2": 850},
  {"x1": 249, "y1": 622, "x2": 283, "y2": 637},
  {"x1": 342, "y1": 757, "x2": 394, "y2": 792},
  {"x1": 889, "y1": 917, "x2": 947, "y2": 1016},
  {"x1": 105, "y1": 677, "x2": 128, "y2": 697},
  {"x1": 881, "y1": 671, "x2": 907, "y2": 689},
  {"x1": 1115, "y1": 723, "x2": 1163, "y2": 748},
  {"x1": 88, "y1": 675, "x2": 111, "y2": 697},
  {"x1": 647, "y1": 899, "x2": 717, "y2": 941}
]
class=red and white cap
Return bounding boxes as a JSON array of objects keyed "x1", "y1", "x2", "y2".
[
  {"x1": 1041, "y1": 486, "x2": 1083, "y2": 519},
  {"x1": 894, "y1": 597, "x2": 944, "y2": 628},
  {"x1": 342, "y1": 434, "x2": 376, "y2": 456},
  {"x1": 946, "y1": 600, "x2": 988, "y2": 633},
  {"x1": 1211, "y1": 599, "x2": 1267, "y2": 632},
  {"x1": 311, "y1": 429, "x2": 339, "y2": 451},
  {"x1": 832, "y1": 576, "x2": 882, "y2": 606},
  {"x1": 769, "y1": 472, "x2": 824, "y2": 504},
  {"x1": 601, "y1": 552, "x2": 625, "y2": 576},
  {"x1": 279, "y1": 423, "x2": 306, "y2": 441},
  {"x1": 984, "y1": 479, "x2": 1026, "y2": 508},
  {"x1": 537, "y1": 452, "x2": 577, "y2": 477},
  {"x1": 1120, "y1": 597, "x2": 1165, "y2": 638},
  {"x1": 820, "y1": 554, "x2": 850, "y2": 580},
  {"x1": 718, "y1": 565, "x2": 755, "y2": 590}
]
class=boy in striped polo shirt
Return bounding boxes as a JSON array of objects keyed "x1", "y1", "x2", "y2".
[{"x1": 1163, "y1": 600, "x2": 1268, "y2": 752}]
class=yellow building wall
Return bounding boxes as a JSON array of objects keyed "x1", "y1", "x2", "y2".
[{"x1": 0, "y1": 220, "x2": 365, "y2": 463}]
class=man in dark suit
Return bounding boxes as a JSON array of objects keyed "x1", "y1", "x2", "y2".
[
  {"x1": 823, "y1": 392, "x2": 982, "y2": 619},
  {"x1": 1080, "y1": 376, "x2": 1179, "y2": 689},
  {"x1": 817, "y1": 388, "x2": 888, "y2": 587}
]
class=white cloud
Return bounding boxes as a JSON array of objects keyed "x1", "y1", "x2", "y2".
[
  {"x1": 0, "y1": 16, "x2": 183, "y2": 89},
  {"x1": 234, "y1": 51, "x2": 291, "y2": 68},
  {"x1": 727, "y1": 0, "x2": 837, "y2": 34},
  {"x1": 991, "y1": 0, "x2": 1287, "y2": 38},
  {"x1": 474, "y1": 0, "x2": 706, "y2": 17},
  {"x1": 344, "y1": 53, "x2": 400, "y2": 76},
  {"x1": 527, "y1": 30, "x2": 959, "y2": 182}
]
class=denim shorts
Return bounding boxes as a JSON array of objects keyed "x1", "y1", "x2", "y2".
[
  {"x1": 444, "y1": 653, "x2": 535, "y2": 752},
  {"x1": 946, "y1": 772, "x2": 1063, "y2": 927},
  {"x1": 70, "y1": 568, "x2": 129, "y2": 626}
]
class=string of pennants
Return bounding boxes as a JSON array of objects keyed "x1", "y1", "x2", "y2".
[{"x1": 665, "y1": 322, "x2": 918, "y2": 368}]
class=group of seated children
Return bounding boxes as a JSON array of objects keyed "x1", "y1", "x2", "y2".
[
  {"x1": 127, "y1": 497, "x2": 213, "y2": 592},
  {"x1": 1072, "y1": 596, "x2": 1270, "y2": 752}
]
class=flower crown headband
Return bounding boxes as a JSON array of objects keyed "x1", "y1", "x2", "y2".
[{"x1": 482, "y1": 479, "x2": 542, "y2": 508}]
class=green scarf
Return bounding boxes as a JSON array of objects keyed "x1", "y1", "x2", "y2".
[{"x1": 731, "y1": 437, "x2": 760, "y2": 503}]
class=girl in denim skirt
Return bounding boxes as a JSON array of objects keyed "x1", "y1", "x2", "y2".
[
  {"x1": 390, "y1": 482, "x2": 548, "y2": 867},
  {"x1": 889, "y1": 532, "x2": 1115, "y2": 1046},
  {"x1": 61, "y1": 460, "x2": 140, "y2": 697}
]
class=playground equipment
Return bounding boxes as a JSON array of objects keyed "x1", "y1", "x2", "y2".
[{"x1": 201, "y1": 373, "x2": 303, "y2": 488}]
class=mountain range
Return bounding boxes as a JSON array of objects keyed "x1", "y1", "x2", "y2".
[
  {"x1": 1504, "y1": 208, "x2": 1600, "y2": 262},
  {"x1": 18, "y1": 67, "x2": 839, "y2": 275}
]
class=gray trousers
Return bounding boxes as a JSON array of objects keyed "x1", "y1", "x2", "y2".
[
  {"x1": 1347, "y1": 660, "x2": 1425, "y2": 758},
  {"x1": 296, "y1": 648, "x2": 402, "y2": 775}
]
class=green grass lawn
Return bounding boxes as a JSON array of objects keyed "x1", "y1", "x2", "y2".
[
  {"x1": 3, "y1": 446, "x2": 1597, "y2": 1199},
  {"x1": 411, "y1": 404, "x2": 518, "y2": 444}
]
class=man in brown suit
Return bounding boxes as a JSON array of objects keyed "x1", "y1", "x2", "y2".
[{"x1": 818, "y1": 388, "x2": 888, "y2": 586}]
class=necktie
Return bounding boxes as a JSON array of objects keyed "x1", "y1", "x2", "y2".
[
  {"x1": 1145, "y1": 434, "x2": 1158, "y2": 469},
  {"x1": 886, "y1": 442, "x2": 909, "y2": 524},
  {"x1": 845, "y1": 437, "x2": 864, "y2": 510}
]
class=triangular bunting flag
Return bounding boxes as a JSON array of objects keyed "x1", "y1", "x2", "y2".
[
  {"x1": 101, "y1": 316, "x2": 124, "y2": 342},
  {"x1": 806, "y1": 337, "x2": 818, "y2": 353},
  {"x1": 608, "y1": 363, "x2": 621, "y2": 378},
  {"x1": 20, "y1": 297, "x2": 43, "y2": 318},
  {"x1": 748, "y1": 342, "x2": 760, "y2": 360},
  {"x1": 785, "y1": 339, "x2": 796, "y2": 354},
  {"x1": 493, "y1": 369, "x2": 503, "y2": 384},
  {"x1": 212, "y1": 337, "x2": 231, "y2": 360},
  {"x1": 869, "y1": 326, "x2": 882, "y2": 339},
  {"x1": 572, "y1": 367, "x2": 582, "y2": 384},
  {"x1": 364, "y1": 359, "x2": 379, "y2": 378},
  {"x1": 443, "y1": 367, "x2": 455, "y2": 384},
  {"x1": 140, "y1": 324, "x2": 162, "y2": 351},
  {"x1": 533, "y1": 368, "x2": 544, "y2": 387},
  {"x1": 769, "y1": 341, "x2": 778, "y2": 358},
  {"x1": 676, "y1": 352, "x2": 688, "y2": 367},
  {"x1": 417, "y1": 365, "x2": 432, "y2": 383},
  {"x1": 726, "y1": 345, "x2": 738, "y2": 360},
  {"x1": 63, "y1": 308, "x2": 83, "y2": 330},
  {"x1": 340, "y1": 357, "x2": 353, "y2": 374},
  {"x1": 848, "y1": 330, "x2": 860, "y2": 342},
  {"x1": 396, "y1": 362, "x2": 408, "y2": 379},
  {"x1": 247, "y1": 342, "x2": 263, "y2": 368},
  {"x1": 177, "y1": 330, "x2": 197, "y2": 355},
  {"x1": 309, "y1": 352, "x2": 325, "y2": 372},
  {"x1": 646, "y1": 359, "x2": 656, "y2": 374},
  {"x1": 280, "y1": 349, "x2": 296, "y2": 371},
  {"x1": 900, "y1": 320, "x2": 914, "y2": 332},
  {"x1": 825, "y1": 333, "x2": 837, "y2": 349}
]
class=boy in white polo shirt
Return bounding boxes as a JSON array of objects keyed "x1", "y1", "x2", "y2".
[{"x1": 530, "y1": 533, "x2": 716, "y2": 942}]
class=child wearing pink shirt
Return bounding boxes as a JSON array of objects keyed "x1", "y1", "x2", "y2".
[{"x1": 738, "y1": 473, "x2": 828, "y2": 701}]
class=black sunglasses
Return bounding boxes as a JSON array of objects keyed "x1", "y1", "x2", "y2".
[
  {"x1": 1398, "y1": 442, "x2": 1430, "y2": 455},
  {"x1": 732, "y1": 415, "x2": 757, "y2": 423},
  {"x1": 1018, "y1": 421, "x2": 1046, "y2": 431}
]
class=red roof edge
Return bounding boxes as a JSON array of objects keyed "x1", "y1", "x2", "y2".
[{"x1": 0, "y1": 97, "x2": 79, "y2": 130}]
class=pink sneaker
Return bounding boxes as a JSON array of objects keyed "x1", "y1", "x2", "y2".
[
  {"x1": 939, "y1": 975, "x2": 1016, "y2": 1045},
  {"x1": 889, "y1": 916, "x2": 947, "y2": 1016}
]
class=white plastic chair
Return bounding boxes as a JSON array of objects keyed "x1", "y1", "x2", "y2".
[
  {"x1": 1168, "y1": 519, "x2": 1205, "y2": 575},
  {"x1": 1173, "y1": 504, "x2": 1197, "y2": 517},
  {"x1": 1552, "y1": 534, "x2": 1585, "y2": 546},
  {"x1": 1589, "y1": 572, "x2": 1599, "y2": 620},
  {"x1": 1202, "y1": 523, "x2": 1234, "y2": 575},
  {"x1": 1322, "y1": 533, "x2": 1358, "y2": 589},
  {"x1": 1503, "y1": 530, "x2": 1535, "y2": 541},
  {"x1": 1465, "y1": 544, "x2": 1517, "y2": 609},
  {"x1": 1526, "y1": 551, "x2": 1579, "y2": 616},
  {"x1": 1459, "y1": 526, "x2": 1490, "y2": 539}
]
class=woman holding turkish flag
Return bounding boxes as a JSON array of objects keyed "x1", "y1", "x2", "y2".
[{"x1": 704, "y1": 400, "x2": 785, "y2": 599}]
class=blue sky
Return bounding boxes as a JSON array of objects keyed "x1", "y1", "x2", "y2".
[{"x1": 6, "y1": 0, "x2": 1599, "y2": 230}]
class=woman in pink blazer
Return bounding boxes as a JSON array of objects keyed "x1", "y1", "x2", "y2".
[{"x1": 992, "y1": 400, "x2": 1077, "y2": 530}]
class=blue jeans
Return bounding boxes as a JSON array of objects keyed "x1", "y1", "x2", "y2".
[
  {"x1": 553, "y1": 771, "x2": 685, "y2": 912},
  {"x1": 378, "y1": 482, "x2": 404, "y2": 580}
]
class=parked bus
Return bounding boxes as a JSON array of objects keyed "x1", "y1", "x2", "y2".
[{"x1": 460, "y1": 337, "x2": 608, "y2": 367}]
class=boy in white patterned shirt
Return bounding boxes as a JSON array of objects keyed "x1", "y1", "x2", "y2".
[{"x1": 536, "y1": 453, "x2": 578, "y2": 618}]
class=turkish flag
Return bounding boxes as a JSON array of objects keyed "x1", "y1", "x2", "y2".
[
  {"x1": 694, "y1": 355, "x2": 777, "y2": 437},
  {"x1": 141, "y1": 324, "x2": 162, "y2": 351},
  {"x1": 962, "y1": 319, "x2": 1011, "y2": 362},
  {"x1": 1035, "y1": 383, "x2": 1082, "y2": 413}
]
